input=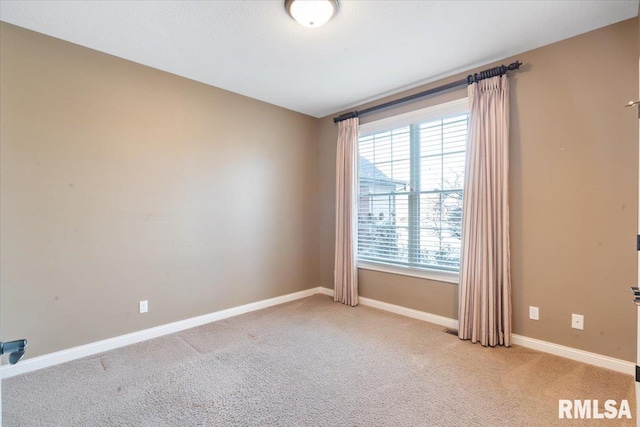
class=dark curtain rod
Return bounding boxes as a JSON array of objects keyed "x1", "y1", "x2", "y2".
[{"x1": 333, "y1": 60, "x2": 522, "y2": 123}]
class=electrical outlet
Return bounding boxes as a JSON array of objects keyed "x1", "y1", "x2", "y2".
[
  {"x1": 529, "y1": 306, "x2": 539, "y2": 320},
  {"x1": 571, "y1": 313, "x2": 584, "y2": 330},
  {"x1": 139, "y1": 300, "x2": 148, "y2": 314}
]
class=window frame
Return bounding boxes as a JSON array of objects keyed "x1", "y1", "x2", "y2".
[{"x1": 357, "y1": 98, "x2": 469, "y2": 284}]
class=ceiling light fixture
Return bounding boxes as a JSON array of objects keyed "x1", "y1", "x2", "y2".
[{"x1": 285, "y1": 0, "x2": 338, "y2": 28}]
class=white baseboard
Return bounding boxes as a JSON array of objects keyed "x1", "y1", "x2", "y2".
[
  {"x1": 359, "y1": 295, "x2": 459, "y2": 330},
  {"x1": 316, "y1": 287, "x2": 334, "y2": 297},
  {"x1": 320, "y1": 286, "x2": 459, "y2": 329},
  {"x1": 1, "y1": 287, "x2": 321, "y2": 379},
  {"x1": 319, "y1": 286, "x2": 635, "y2": 376},
  {"x1": 3, "y1": 286, "x2": 634, "y2": 379},
  {"x1": 510, "y1": 334, "x2": 635, "y2": 376}
]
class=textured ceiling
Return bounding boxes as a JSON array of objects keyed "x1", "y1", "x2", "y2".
[{"x1": 0, "y1": 1, "x2": 638, "y2": 118}]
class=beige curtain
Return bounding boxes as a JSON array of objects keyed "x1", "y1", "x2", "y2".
[
  {"x1": 334, "y1": 117, "x2": 359, "y2": 306},
  {"x1": 458, "y1": 75, "x2": 512, "y2": 347}
]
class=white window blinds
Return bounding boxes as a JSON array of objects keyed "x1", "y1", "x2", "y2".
[{"x1": 357, "y1": 99, "x2": 468, "y2": 274}]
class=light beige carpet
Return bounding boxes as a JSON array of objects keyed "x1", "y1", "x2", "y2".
[{"x1": 2, "y1": 294, "x2": 635, "y2": 426}]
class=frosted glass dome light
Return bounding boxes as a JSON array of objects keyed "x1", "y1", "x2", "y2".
[{"x1": 285, "y1": 0, "x2": 338, "y2": 28}]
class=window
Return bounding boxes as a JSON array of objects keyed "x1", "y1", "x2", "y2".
[{"x1": 357, "y1": 99, "x2": 468, "y2": 282}]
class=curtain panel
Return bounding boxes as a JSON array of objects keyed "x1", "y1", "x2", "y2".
[
  {"x1": 334, "y1": 117, "x2": 359, "y2": 306},
  {"x1": 458, "y1": 75, "x2": 512, "y2": 347}
]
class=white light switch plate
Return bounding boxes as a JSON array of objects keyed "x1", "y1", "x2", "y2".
[{"x1": 139, "y1": 300, "x2": 148, "y2": 314}]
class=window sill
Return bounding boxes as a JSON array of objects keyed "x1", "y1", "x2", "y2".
[{"x1": 357, "y1": 261, "x2": 459, "y2": 284}]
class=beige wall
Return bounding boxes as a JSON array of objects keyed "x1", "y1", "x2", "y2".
[
  {"x1": 320, "y1": 19, "x2": 639, "y2": 361},
  {"x1": 0, "y1": 23, "x2": 319, "y2": 359}
]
